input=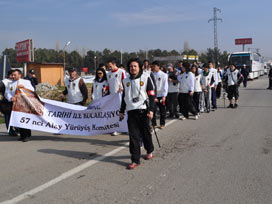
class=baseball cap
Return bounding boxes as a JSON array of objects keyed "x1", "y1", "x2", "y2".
[
  {"x1": 29, "y1": 69, "x2": 35, "y2": 74},
  {"x1": 68, "y1": 68, "x2": 76, "y2": 73}
]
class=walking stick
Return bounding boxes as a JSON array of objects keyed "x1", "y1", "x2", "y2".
[
  {"x1": 152, "y1": 126, "x2": 161, "y2": 148},
  {"x1": 223, "y1": 92, "x2": 226, "y2": 108}
]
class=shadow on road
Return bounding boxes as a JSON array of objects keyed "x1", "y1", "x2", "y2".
[
  {"x1": 38, "y1": 148, "x2": 130, "y2": 167},
  {"x1": 241, "y1": 88, "x2": 269, "y2": 91},
  {"x1": 0, "y1": 132, "x2": 129, "y2": 148}
]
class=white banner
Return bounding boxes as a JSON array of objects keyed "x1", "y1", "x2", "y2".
[{"x1": 9, "y1": 87, "x2": 128, "y2": 136}]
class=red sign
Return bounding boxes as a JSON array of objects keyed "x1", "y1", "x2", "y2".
[
  {"x1": 235, "y1": 38, "x2": 252, "y2": 45},
  {"x1": 15, "y1": 39, "x2": 33, "y2": 62},
  {"x1": 82, "y1": 67, "x2": 88, "y2": 72}
]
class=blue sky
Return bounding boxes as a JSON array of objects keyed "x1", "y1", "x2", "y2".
[{"x1": 0, "y1": 0, "x2": 271, "y2": 57}]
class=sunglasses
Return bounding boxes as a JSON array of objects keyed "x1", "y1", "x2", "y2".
[{"x1": 97, "y1": 72, "x2": 103, "y2": 75}]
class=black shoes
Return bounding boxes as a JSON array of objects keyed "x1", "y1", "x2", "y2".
[
  {"x1": 8, "y1": 132, "x2": 18, "y2": 137},
  {"x1": 227, "y1": 104, "x2": 238, "y2": 109},
  {"x1": 18, "y1": 137, "x2": 30, "y2": 142},
  {"x1": 227, "y1": 104, "x2": 234, "y2": 108}
]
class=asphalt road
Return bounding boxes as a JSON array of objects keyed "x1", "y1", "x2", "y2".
[{"x1": 0, "y1": 76, "x2": 272, "y2": 204}]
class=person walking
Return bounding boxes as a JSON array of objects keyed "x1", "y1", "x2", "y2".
[
  {"x1": 225, "y1": 64, "x2": 244, "y2": 108},
  {"x1": 119, "y1": 58, "x2": 155, "y2": 170},
  {"x1": 6, "y1": 69, "x2": 34, "y2": 142},
  {"x1": 208, "y1": 62, "x2": 218, "y2": 110},
  {"x1": 167, "y1": 64, "x2": 179, "y2": 118},
  {"x1": 151, "y1": 61, "x2": 168, "y2": 129},
  {"x1": 241, "y1": 64, "x2": 249, "y2": 88},
  {"x1": 191, "y1": 64, "x2": 202, "y2": 115},
  {"x1": 91, "y1": 68, "x2": 109, "y2": 101},
  {"x1": 267, "y1": 65, "x2": 272, "y2": 90},
  {"x1": 216, "y1": 66, "x2": 223, "y2": 98},
  {"x1": 0, "y1": 70, "x2": 17, "y2": 136},
  {"x1": 178, "y1": 62, "x2": 198, "y2": 120},
  {"x1": 107, "y1": 60, "x2": 126, "y2": 136},
  {"x1": 201, "y1": 63, "x2": 214, "y2": 113},
  {"x1": 61, "y1": 68, "x2": 88, "y2": 106}
]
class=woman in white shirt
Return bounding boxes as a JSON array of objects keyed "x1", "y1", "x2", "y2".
[
  {"x1": 177, "y1": 62, "x2": 198, "y2": 120},
  {"x1": 92, "y1": 68, "x2": 109, "y2": 101},
  {"x1": 191, "y1": 64, "x2": 202, "y2": 115}
]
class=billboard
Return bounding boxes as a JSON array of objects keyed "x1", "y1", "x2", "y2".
[
  {"x1": 235, "y1": 38, "x2": 252, "y2": 45},
  {"x1": 15, "y1": 39, "x2": 34, "y2": 62}
]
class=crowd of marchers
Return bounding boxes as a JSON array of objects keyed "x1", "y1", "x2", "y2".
[{"x1": 0, "y1": 58, "x2": 271, "y2": 169}]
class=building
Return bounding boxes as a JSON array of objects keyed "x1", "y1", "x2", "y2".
[{"x1": 27, "y1": 63, "x2": 64, "y2": 86}]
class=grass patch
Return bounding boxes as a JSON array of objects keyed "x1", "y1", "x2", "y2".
[
  {"x1": 36, "y1": 83, "x2": 93, "y2": 106},
  {"x1": 0, "y1": 117, "x2": 5, "y2": 124}
]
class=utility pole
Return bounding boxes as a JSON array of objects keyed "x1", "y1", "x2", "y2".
[
  {"x1": 120, "y1": 49, "x2": 123, "y2": 64},
  {"x1": 208, "y1": 7, "x2": 222, "y2": 67}
]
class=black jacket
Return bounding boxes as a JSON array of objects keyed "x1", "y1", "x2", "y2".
[
  {"x1": 24, "y1": 75, "x2": 38, "y2": 88},
  {"x1": 0, "y1": 81, "x2": 12, "y2": 114}
]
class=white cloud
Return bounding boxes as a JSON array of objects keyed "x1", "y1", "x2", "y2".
[{"x1": 111, "y1": 6, "x2": 198, "y2": 26}]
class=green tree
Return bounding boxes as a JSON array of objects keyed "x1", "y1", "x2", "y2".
[
  {"x1": 67, "y1": 51, "x2": 83, "y2": 71},
  {"x1": 182, "y1": 49, "x2": 198, "y2": 56},
  {"x1": 2, "y1": 48, "x2": 22, "y2": 67}
]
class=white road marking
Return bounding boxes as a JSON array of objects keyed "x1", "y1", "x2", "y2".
[{"x1": 0, "y1": 119, "x2": 179, "y2": 204}]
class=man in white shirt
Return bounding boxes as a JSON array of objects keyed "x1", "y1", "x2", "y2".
[
  {"x1": 0, "y1": 70, "x2": 17, "y2": 136},
  {"x1": 107, "y1": 60, "x2": 126, "y2": 94},
  {"x1": 6, "y1": 69, "x2": 34, "y2": 142},
  {"x1": 107, "y1": 60, "x2": 126, "y2": 136},
  {"x1": 61, "y1": 68, "x2": 88, "y2": 106},
  {"x1": 151, "y1": 61, "x2": 168, "y2": 129}
]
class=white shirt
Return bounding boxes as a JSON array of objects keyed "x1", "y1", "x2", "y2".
[
  {"x1": 153, "y1": 70, "x2": 168, "y2": 97},
  {"x1": 168, "y1": 72, "x2": 179, "y2": 93},
  {"x1": 209, "y1": 67, "x2": 218, "y2": 87},
  {"x1": 194, "y1": 74, "x2": 202, "y2": 92},
  {"x1": 217, "y1": 70, "x2": 223, "y2": 83},
  {"x1": 92, "y1": 80, "x2": 109, "y2": 101},
  {"x1": 227, "y1": 69, "x2": 240, "y2": 86},
  {"x1": 123, "y1": 73, "x2": 151, "y2": 111},
  {"x1": 64, "y1": 77, "x2": 83, "y2": 104},
  {"x1": 178, "y1": 72, "x2": 195, "y2": 93},
  {"x1": 2, "y1": 78, "x2": 12, "y2": 98},
  {"x1": 107, "y1": 68, "x2": 126, "y2": 94},
  {"x1": 201, "y1": 71, "x2": 214, "y2": 90},
  {"x1": 6, "y1": 79, "x2": 34, "y2": 101}
]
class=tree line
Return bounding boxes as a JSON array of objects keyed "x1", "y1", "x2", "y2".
[{"x1": 1, "y1": 47, "x2": 229, "y2": 73}]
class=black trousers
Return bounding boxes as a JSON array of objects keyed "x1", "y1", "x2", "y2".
[
  {"x1": 227, "y1": 85, "x2": 239, "y2": 100},
  {"x1": 127, "y1": 110, "x2": 154, "y2": 164},
  {"x1": 178, "y1": 93, "x2": 197, "y2": 118},
  {"x1": 216, "y1": 82, "x2": 222, "y2": 98},
  {"x1": 193, "y1": 92, "x2": 201, "y2": 113},
  {"x1": 269, "y1": 77, "x2": 272, "y2": 88},
  {"x1": 243, "y1": 77, "x2": 248, "y2": 87},
  {"x1": 152, "y1": 97, "x2": 166, "y2": 126},
  {"x1": 167, "y1": 92, "x2": 178, "y2": 116}
]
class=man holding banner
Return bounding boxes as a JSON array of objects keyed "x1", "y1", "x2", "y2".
[
  {"x1": 6, "y1": 69, "x2": 34, "y2": 142},
  {"x1": 61, "y1": 68, "x2": 88, "y2": 106},
  {"x1": 120, "y1": 58, "x2": 156, "y2": 170}
]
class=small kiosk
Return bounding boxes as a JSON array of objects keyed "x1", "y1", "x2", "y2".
[{"x1": 27, "y1": 63, "x2": 64, "y2": 86}]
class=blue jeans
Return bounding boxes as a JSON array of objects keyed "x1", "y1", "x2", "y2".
[{"x1": 211, "y1": 88, "x2": 217, "y2": 109}]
